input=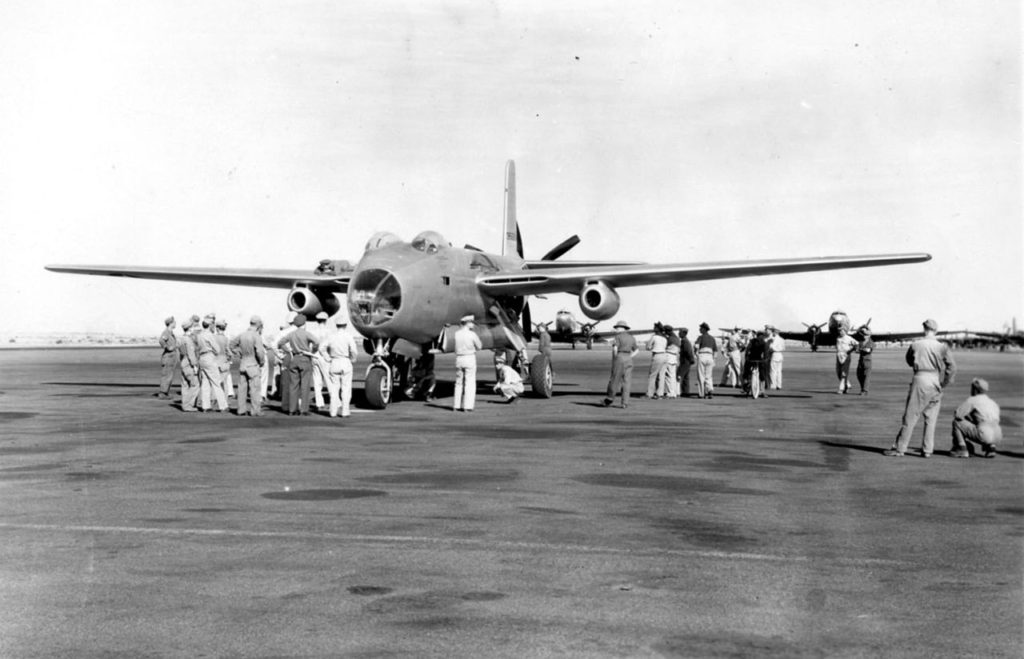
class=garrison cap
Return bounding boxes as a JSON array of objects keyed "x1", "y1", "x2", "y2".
[
  {"x1": 215, "y1": 319, "x2": 227, "y2": 329},
  {"x1": 613, "y1": 320, "x2": 630, "y2": 330},
  {"x1": 923, "y1": 318, "x2": 938, "y2": 331},
  {"x1": 862, "y1": 327, "x2": 872, "y2": 335},
  {"x1": 190, "y1": 314, "x2": 201, "y2": 324},
  {"x1": 971, "y1": 377, "x2": 989, "y2": 393},
  {"x1": 494, "y1": 354, "x2": 507, "y2": 363},
  {"x1": 315, "y1": 312, "x2": 329, "y2": 321},
  {"x1": 663, "y1": 325, "x2": 674, "y2": 333},
  {"x1": 181, "y1": 319, "x2": 193, "y2": 330},
  {"x1": 699, "y1": 322, "x2": 710, "y2": 331},
  {"x1": 460, "y1": 314, "x2": 475, "y2": 324},
  {"x1": 293, "y1": 314, "x2": 307, "y2": 326},
  {"x1": 333, "y1": 317, "x2": 347, "y2": 327},
  {"x1": 250, "y1": 315, "x2": 262, "y2": 326},
  {"x1": 679, "y1": 327, "x2": 689, "y2": 334},
  {"x1": 164, "y1": 316, "x2": 175, "y2": 325}
]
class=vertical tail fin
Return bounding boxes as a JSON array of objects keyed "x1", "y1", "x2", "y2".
[{"x1": 502, "y1": 160, "x2": 523, "y2": 258}]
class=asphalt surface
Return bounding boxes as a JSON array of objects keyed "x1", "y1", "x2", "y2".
[{"x1": 0, "y1": 346, "x2": 1021, "y2": 658}]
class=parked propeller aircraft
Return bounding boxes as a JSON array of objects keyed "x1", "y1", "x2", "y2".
[
  {"x1": 535, "y1": 310, "x2": 603, "y2": 349},
  {"x1": 46, "y1": 162, "x2": 931, "y2": 409},
  {"x1": 776, "y1": 310, "x2": 932, "y2": 350}
]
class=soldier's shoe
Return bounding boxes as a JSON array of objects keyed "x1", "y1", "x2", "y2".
[
  {"x1": 983, "y1": 448, "x2": 997, "y2": 458},
  {"x1": 602, "y1": 398, "x2": 613, "y2": 407},
  {"x1": 882, "y1": 449, "x2": 904, "y2": 457},
  {"x1": 920, "y1": 453, "x2": 932, "y2": 459},
  {"x1": 950, "y1": 449, "x2": 970, "y2": 458}
]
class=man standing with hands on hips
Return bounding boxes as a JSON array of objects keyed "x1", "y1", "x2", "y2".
[
  {"x1": 453, "y1": 315, "x2": 482, "y2": 412},
  {"x1": 885, "y1": 318, "x2": 956, "y2": 458}
]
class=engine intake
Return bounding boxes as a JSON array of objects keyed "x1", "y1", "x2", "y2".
[
  {"x1": 578, "y1": 281, "x2": 620, "y2": 321},
  {"x1": 287, "y1": 287, "x2": 341, "y2": 318}
]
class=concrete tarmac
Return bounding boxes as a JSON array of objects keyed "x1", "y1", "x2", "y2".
[{"x1": 0, "y1": 346, "x2": 1021, "y2": 658}]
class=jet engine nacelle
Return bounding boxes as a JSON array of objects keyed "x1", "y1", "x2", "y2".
[
  {"x1": 578, "y1": 281, "x2": 620, "y2": 321},
  {"x1": 287, "y1": 286, "x2": 341, "y2": 318}
]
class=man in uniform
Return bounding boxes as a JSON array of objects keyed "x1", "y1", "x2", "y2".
[
  {"x1": 856, "y1": 327, "x2": 875, "y2": 395},
  {"x1": 720, "y1": 328, "x2": 743, "y2": 388},
  {"x1": 834, "y1": 327, "x2": 859, "y2": 394},
  {"x1": 197, "y1": 316, "x2": 229, "y2": 412},
  {"x1": 885, "y1": 319, "x2": 957, "y2": 458},
  {"x1": 677, "y1": 327, "x2": 695, "y2": 397},
  {"x1": 453, "y1": 315, "x2": 483, "y2": 412},
  {"x1": 694, "y1": 322, "x2": 718, "y2": 399},
  {"x1": 310, "y1": 311, "x2": 331, "y2": 411},
  {"x1": 664, "y1": 325, "x2": 681, "y2": 398},
  {"x1": 744, "y1": 329, "x2": 769, "y2": 399},
  {"x1": 492, "y1": 354, "x2": 525, "y2": 403},
  {"x1": 156, "y1": 316, "x2": 178, "y2": 399},
  {"x1": 319, "y1": 317, "x2": 359, "y2": 418},
  {"x1": 177, "y1": 319, "x2": 200, "y2": 412},
  {"x1": 229, "y1": 316, "x2": 267, "y2": 416},
  {"x1": 214, "y1": 318, "x2": 234, "y2": 398},
  {"x1": 950, "y1": 378, "x2": 1002, "y2": 458},
  {"x1": 602, "y1": 320, "x2": 639, "y2": 408},
  {"x1": 768, "y1": 326, "x2": 786, "y2": 390},
  {"x1": 277, "y1": 314, "x2": 319, "y2": 416},
  {"x1": 645, "y1": 323, "x2": 669, "y2": 399}
]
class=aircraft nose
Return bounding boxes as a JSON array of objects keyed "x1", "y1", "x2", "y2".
[{"x1": 348, "y1": 267, "x2": 403, "y2": 328}]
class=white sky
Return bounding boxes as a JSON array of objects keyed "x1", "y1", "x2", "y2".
[{"x1": 1, "y1": 1, "x2": 1020, "y2": 337}]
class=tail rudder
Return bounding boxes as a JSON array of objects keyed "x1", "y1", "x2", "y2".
[{"x1": 502, "y1": 160, "x2": 522, "y2": 258}]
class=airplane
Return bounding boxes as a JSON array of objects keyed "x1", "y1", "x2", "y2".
[
  {"x1": 46, "y1": 161, "x2": 932, "y2": 410},
  {"x1": 776, "y1": 310, "x2": 933, "y2": 350},
  {"x1": 535, "y1": 310, "x2": 603, "y2": 349}
]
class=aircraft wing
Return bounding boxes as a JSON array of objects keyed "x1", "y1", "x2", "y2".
[
  {"x1": 776, "y1": 330, "x2": 831, "y2": 346},
  {"x1": 44, "y1": 264, "x2": 350, "y2": 292},
  {"x1": 479, "y1": 253, "x2": 931, "y2": 296}
]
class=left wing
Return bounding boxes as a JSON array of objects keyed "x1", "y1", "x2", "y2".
[
  {"x1": 44, "y1": 264, "x2": 351, "y2": 292},
  {"x1": 479, "y1": 253, "x2": 931, "y2": 296}
]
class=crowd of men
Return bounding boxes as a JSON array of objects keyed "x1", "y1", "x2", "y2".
[{"x1": 154, "y1": 312, "x2": 1005, "y2": 459}]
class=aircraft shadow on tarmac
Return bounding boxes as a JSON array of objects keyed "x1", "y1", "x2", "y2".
[{"x1": 45, "y1": 382, "x2": 155, "y2": 388}]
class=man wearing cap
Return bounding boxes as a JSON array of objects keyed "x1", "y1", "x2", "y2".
[
  {"x1": 196, "y1": 316, "x2": 229, "y2": 412},
  {"x1": 214, "y1": 319, "x2": 234, "y2": 399},
  {"x1": 885, "y1": 319, "x2": 957, "y2": 458},
  {"x1": 177, "y1": 319, "x2": 200, "y2": 412},
  {"x1": 950, "y1": 378, "x2": 1002, "y2": 458},
  {"x1": 229, "y1": 316, "x2": 267, "y2": 416},
  {"x1": 677, "y1": 327, "x2": 695, "y2": 397},
  {"x1": 310, "y1": 311, "x2": 332, "y2": 412},
  {"x1": 645, "y1": 323, "x2": 670, "y2": 399},
  {"x1": 767, "y1": 326, "x2": 786, "y2": 390},
  {"x1": 855, "y1": 328, "x2": 875, "y2": 395},
  {"x1": 277, "y1": 314, "x2": 320, "y2": 415},
  {"x1": 603, "y1": 320, "x2": 639, "y2": 407},
  {"x1": 744, "y1": 330, "x2": 769, "y2": 399},
  {"x1": 664, "y1": 326, "x2": 681, "y2": 398},
  {"x1": 492, "y1": 354, "x2": 524, "y2": 403},
  {"x1": 834, "y1": 327, "x2": 859, "y2": 394},
  {"x1": 319, "y1": 317, "x2": 359, "y2": 418},
  {"x1": 453, "y1": 315, "x2": 483, "y2": 411},
  {"x1": 156, "y1": 316, "x2": 178, "y2": 399},
  {"x1": 694, "y1": 322, "x2": 718, "y2": 399}
]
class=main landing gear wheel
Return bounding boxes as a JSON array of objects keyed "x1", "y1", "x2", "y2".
[
  {"x1": 364, "y1": 366, "x2": 392, "y2": 409},
  {"x1": 529, "y1": 354, "x2": 553, "y2": 398}
]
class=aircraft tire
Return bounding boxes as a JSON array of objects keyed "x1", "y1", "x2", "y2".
[
  {"x1": 529, "y1": 354, "x2": 554, "y2": 398},
  {"x1": 364, "y1": 367, "x2": 391, "y2": 409}
]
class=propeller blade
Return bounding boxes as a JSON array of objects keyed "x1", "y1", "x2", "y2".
[
  {"x1": 515, "y1": 224, "x2": 525, "y2": 259},
  {"x1": 522, "y1": 302, "x2": 533, "y2": 342},
  {"x1": 540, "y1": 235, "x2": 581, "y2": 261}
]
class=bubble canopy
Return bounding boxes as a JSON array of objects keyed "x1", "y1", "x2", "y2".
[{"x1": 411, "y1": 231, "x2": 449, "y2": 254}]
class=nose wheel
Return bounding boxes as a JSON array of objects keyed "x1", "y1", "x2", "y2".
[
  {"x1": 529, "y1": 354, "x2": 554, "y2": 398},
  {"x1": 364, "y1": 365, "x2": 392, "y2": 409}
]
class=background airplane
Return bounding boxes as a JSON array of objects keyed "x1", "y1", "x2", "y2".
[
  {"x1": 47, "y1": 162, "x2": 931, "y2": 409},
  {"x1": 535, "y1": 310, "x2": 603, "y2": 349},
  {"x1": 776, "y1": 310, "x2": 932, "y2": 350}
]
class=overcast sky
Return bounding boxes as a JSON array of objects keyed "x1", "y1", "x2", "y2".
[{"x1": 1, "y1": 1, "x2": 1019, "y2": 337}]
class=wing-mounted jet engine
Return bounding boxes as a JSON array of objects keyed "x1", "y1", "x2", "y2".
[{"x1": 578, "y1": 281, "x2": 620, "y2": 322}]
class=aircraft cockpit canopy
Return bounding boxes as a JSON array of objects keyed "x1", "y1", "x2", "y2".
[
  {"x1": 364, "y1": 232, "x2": 402, "y2": 253},
  {"x1": 411, "y1": 231, "x2": 449, "y2": 254}
]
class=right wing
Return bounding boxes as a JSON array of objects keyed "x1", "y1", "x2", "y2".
[
  {"x1": 480, "y1": 253, "x2": 931, "y2": 297},
  {"x1": 44, "y1": 264, "x2": 351, "y2": 293}
]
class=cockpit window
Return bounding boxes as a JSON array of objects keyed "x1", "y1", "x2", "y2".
[
  {"x1": 411, "y1": 230, "x2": 448, "y2": 254},
  {"x1": 364, "y1": 232, "x2": 402, "y2": 252}
]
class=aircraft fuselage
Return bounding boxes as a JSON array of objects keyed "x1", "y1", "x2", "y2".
[{"x1": 347, "y1": 236, "x2": 524, "y2": 346}]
